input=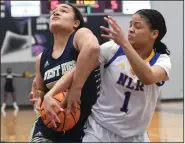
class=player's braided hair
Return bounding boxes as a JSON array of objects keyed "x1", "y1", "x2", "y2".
[
  {"x1": 135, "y1": 9, "x2": 170, "y2": 55},
  {"x1": 66, "y1": 3, "x2": 84, "y2": 30}
]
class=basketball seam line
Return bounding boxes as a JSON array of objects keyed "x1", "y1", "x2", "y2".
[
  {"x1": 70, "y1": 111, "x2": 76, "y2": 124},
  {"x1": 53, "y1": 97, "x2": 61, "y2": 103}
]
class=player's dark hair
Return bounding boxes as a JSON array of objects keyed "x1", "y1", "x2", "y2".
[
  {"x1": 66, "y1": 3, "x2": 84, "y2": 30},
  {"x1": 135, "y1": 9, "x2": 170, "y2": 55}
]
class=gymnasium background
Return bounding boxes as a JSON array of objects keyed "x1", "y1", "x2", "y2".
[{"x1": 0, "y1": 0, "x2": 183, "y2": 142}]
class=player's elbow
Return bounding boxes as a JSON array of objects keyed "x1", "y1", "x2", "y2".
[
  {"x1": 139, "y1": 71, "x2": 156, "y2": 85},
  {"x1": 141, "y1": 75, "x2": 156, "y2": 85},
  {"x1": 91, "y1": 44, "x2": 100, "y2": 56},
  {"x1": 142, "y1": 79, "x2": 154, "y2": 85}
]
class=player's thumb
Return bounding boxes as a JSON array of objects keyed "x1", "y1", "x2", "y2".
[{"x1": 29, "y1": 92, "x2": 34, "y2": 99}]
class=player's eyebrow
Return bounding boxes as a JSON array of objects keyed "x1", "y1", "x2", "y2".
[
  {"x1": 60, "y1": 5, "x2": 70, "y2": 10},
  {"x1": 130, "y1": 20, "x2": 142, "y2": 25}
]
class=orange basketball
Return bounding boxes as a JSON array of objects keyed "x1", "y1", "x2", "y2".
[{"x1": 40, "y1": 92, "x2": 80, "y2": 132}]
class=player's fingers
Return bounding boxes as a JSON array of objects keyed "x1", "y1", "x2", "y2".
[
  {"x1": 46, "y1": 112, "x2": 52, "y2": 121},
  {"x1": 51, "y1": 110, "x2": 60, "y2": 123},
  {"x1": 108, "y1": 16, "x2": 120, "y2": 29},
  {"x1": 104, "y1": 17, "x2": 118, "y2": 32},
  {"x1": 55, "y1": 102, "x2": 64, "y2": 112},
  {"x1": 100, "y1": 26, "x2": 116, "y2": 35},
  {"x1": 29, "y1": 92, "x2": 33, "y2": 99},
  {"x1": 72, "y1": 101, "x2": 78, "y2": 114},
  {"x1": 29, "y1": 92, "x2": 36, "y2": 104},
  {"x1": 51, "y1": 119, "x2": 57, "y2": 128},
  {"x1": 65, "y1": 101, "x2": 72, "y2": 117},
  {"x1": 60, "y1": 98, "x2": 67, "y2": 109},
  {"x1": 101, "y1": 34, "x2": 114, "y2": 39},
  {"x1": 30, "y1": 98, "x2": 37, "y2": 104}
]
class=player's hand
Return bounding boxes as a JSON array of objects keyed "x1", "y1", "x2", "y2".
[
  {"x1": 100, "y1": 16, "x2": 127, "y2": 46},
  {"x1": 61, "y1": 86, "x2": 81, "y2": 117},
  {"x1": 29, "y1": 91, "x2": 37, "y2": 105},
  {"x1": 43, "y1": 94, "x2": 63, "y2": 128}
]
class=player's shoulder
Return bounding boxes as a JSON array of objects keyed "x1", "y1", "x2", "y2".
[
  {"x1": 158, "y1": 53, "x2": 170, "y2": 60},
  {"x1": 36, "y1": 53, "x2": 42, "y2": 60},
  {"x1": 100, "y1": 40, "x2": 120, "y2": 54},
  {"x1": 155, "y1": 53, "x2": 171, "y2": 64},
  {"x1": 75, "y1": 27, "x2": 93, "y2": 36},
  {"x1": 35, "y1": 52, "x2": 44, "y2": 65},
  {"x1": 73, "y1": 27, "x2": 95, "y2": 45}
]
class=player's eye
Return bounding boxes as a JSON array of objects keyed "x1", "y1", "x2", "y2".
[
  {"x1": 135, "y1": 24, "x2": 141, "y2": 29},
  {"x1": 60, "y1": 9, "x2": 67, "y2": 13}
]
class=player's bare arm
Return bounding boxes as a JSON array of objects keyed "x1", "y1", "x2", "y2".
[
  {"x1": 72, "y1": 28, "x2": 100, "y2": 88},
  {"x1": 64, "y1": 27, "x2": 100, "y2": 115},
  {"x1": 34, "y1": 53, "x2": 46, "y2": 109},
  {"x1": 44, "y1": 67, "x2": 76, "y2": 98}
]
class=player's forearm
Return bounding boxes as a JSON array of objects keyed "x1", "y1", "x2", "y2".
[
  {"x1": 71, "y1": 45, "x2": 100, "y2": 89},
  {"x1": 38, "y1": 90, "x2": 45, "y2": 101},
  {"x1": 47, "y1": 68, "x2": 76, "y2": 96},
  {"x1": 32, "y1": 77, "x2": 45, "y2": 100},
  {"x1": 120, "y1": 41, "x2": 155, "y2": 85}
]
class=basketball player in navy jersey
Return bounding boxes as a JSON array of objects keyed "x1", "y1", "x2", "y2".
[{"x1": 29, "y1": 3, "x2": 100, "y2": 142}]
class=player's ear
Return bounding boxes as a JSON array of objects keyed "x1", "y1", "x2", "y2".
[{"x1": 73, "y1": 20, "x2": 80, "y2": 29}]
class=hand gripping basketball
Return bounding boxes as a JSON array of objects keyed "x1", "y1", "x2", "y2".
[{"x1": 40, "y1": 92, "x2": 80, "y2": 132}]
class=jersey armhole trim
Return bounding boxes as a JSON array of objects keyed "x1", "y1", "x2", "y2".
[{"x1": 104, "y1": 47, "x2": 125, "y2": 68}]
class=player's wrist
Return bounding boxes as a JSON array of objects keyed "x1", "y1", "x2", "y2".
[
  {"x1": 71, "y1": 83, "x2": 83, "y2": 92},
  {"x1": 44, "y1": 92, "x2": 53, "y2": 99}
]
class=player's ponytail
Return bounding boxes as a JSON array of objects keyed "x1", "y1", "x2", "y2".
[
  {"x1": 135, "y1": 9, "x2": 170, "y2": 55},
  {"x1": 154, "y1": 40, "x2": 170, "y2": 55}
]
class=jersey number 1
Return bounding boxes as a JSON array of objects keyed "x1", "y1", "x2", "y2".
[{"x1": 120, "y1": 91, "x2": 131, "y2": 113}]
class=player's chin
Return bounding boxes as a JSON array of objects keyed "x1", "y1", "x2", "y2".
[
  {"x1": 128, "y1": 39, "x2": 135, "y2": 45},
  {"x1": 50, "y1": 23, "x2": 62, "y2": 33}
]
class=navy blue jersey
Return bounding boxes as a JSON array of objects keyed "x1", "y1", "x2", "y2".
[
  {"x1": 39, "y1": 31, "x2": 101, "y2": 141},
  {"x1": 4, "y1": 74, "x2": 14, "y2": 92}
]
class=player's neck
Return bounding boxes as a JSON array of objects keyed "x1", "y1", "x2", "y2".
[
  {"x1": 53, "y1": 31, "x2": 72, "y2": 50},
  {"x1": 134, "y1": 45, "x2": 154, "y2": 60}
]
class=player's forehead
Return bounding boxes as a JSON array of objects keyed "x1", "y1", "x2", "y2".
[{"x1": 54, "y1": 4, "x2": 73, "y2": 11}]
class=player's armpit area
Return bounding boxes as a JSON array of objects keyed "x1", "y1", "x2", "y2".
[{"x1": 150, "y1": 65, "x2": 169, "y2": 83}]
